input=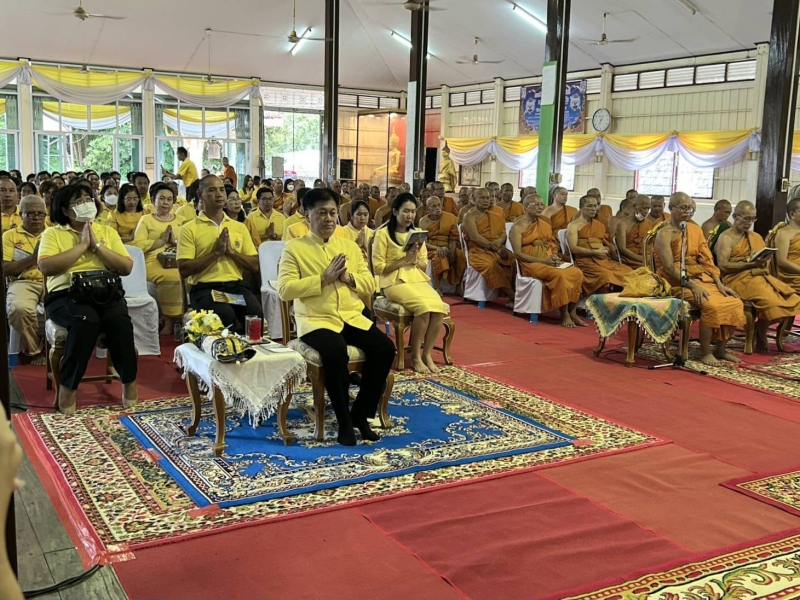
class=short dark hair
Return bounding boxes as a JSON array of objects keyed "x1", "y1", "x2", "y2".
[
  {"x1": 117, "y1": 183, "x2": 143, "y2": 213},
  {"x1": 99, "y1": 183, "x2": 117, "y2": 199},
  {"x1": 579, "y1": 195, "x2": 595, "y2": 208},
  {"x1": 351, "y1": 200, "x2": 369, "y2": 217},
  {"x1": 186, "y1": 179, "x2": 201, "y2": 206},
  {"x1": 256, "y1": 187, "x2": 274, "y2": 201},
  {"x1": 177, "y1": 146, "x2": 188, "y2": 155},
  {"x1": 225, "y1": 184, "x2": 238, "y2": 197},
  {"x1": 133, "y1": 172, "x2": 150, "y2": 184},
  {"x1": 51, "y1": 183, "x2": 94, "y2": 226},
  {"x1": 37, "y1": 171, "x2": 49, "y2": 178},
  {"x1": 110, "y1": 171, "x2": 120, "y2": 178},
  {"x1": 303, "y1": 188, "x2": 339, "y2": 211},
  {"x1": 714, "y1": 199, "x2": 731, "y2": 210},
  {"x1": 26, "y1": 174, "x2": 36, "y2": 182},
  {"x1": 296, "y1": 187, "x2": 310, "y2": 209},
  {"x1": 788, "y1": 198, "x2": 800, "y2": 216},
  {"x1": 19, "y1": 182, "x2": 37, "y2": 196},
  {"x1": 149, "y1": 182, "x2": 174, "y2": 202},
  {"x1": 39, "y1": 180, "x2": 57, "y2": 197}
]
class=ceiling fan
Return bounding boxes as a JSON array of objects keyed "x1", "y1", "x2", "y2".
[
  {"x1": 455, "y1": 38, "x2": 504, "y2": 65},
  {"x1": 363, "y1": 0, "x2": 445, "y2": 11},
  {"x1": 579, "y1": 13, "x2": 637, "y2": 45},
  {"x1": 47, "y1": 0, "x2": 126, "y2": 21},
  {"x1": 287, "y1": 0, "x2": 330, "y2": 43}
]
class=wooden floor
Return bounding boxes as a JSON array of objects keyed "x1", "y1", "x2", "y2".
[{"x1": 11, "y1": 375, "x2": 128, "y2": 600}]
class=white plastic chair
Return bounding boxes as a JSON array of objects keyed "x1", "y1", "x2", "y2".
[
  {"x1": 259, "y1": 241, "x2": 286, "y2": 339},
  {"x1": 459, "y1": 224, "x2": 498, "y2": 308},
  {"x1": 505, "y1": 237, "x2": 543, "y2": 324},
  {"x1": 121, "y1": 245, "x2": 161, "y2": 356},
  {"x1": 556, "y1": 229, "x2": 588, "y2": 313}
]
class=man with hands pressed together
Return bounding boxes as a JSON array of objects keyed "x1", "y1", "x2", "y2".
[
  {"x1": 177, "y1": 175, "x2": 262, "y2": 333},
  {"x1": 278, "y1": 188, "x2": 396, "y2": 446}
]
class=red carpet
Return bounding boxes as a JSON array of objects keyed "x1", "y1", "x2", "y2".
[
  {"x1": 358, "y1": 471, "x2": 691, "y2": 599},
  {"x1": 114, "y1": 509, "x2": 465, "y2": 600}
]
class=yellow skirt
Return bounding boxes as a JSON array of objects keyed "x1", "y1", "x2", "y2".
[
  {"x1": 384, "y1": 282, "x2": 449, "y2": 317},
  {"x1": 146, "y1": 259, "x2": 182, "y2": 318}
]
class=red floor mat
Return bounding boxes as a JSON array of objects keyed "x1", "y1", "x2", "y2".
[
  {"x1": 114, "y1": 509, "x2": 464, "y2": 600},
  {"x1": 358, "y1": 471, "x2": 691, "y2": 599}
]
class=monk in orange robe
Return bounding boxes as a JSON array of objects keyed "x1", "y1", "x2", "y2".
[
  {"x1": 587, "y1": 188, "x2": 613, "y2": 228},
  {"x1": 776, "y1": 197, "x2": 800, "y2": 294},
  {"x1": 463, "y1": 188, "x2": 515, "y2": 300},
  {"x1": 368, "y1": 186, "x2": 387, "y2": 218},
  {"x1": 655, "y1": 192, "x2": 746, "y2": 366},
  {"x1": 510, "y1": 194, "x2": 586, "y2": 327},
  {"x1": 541, "y1": 186, "x2": 577, "y2": 234},
  {"x1": 648, "y1": 195, "x2": 670, "y2": 226},
  {"x1": 430, "y1": 181, "x2": 459, "y2": 216},
  {"x1": 497, "y1": 183, "x2": 525, "y2": 222},
  {"x1": 615, "y1": 195, "x2": 653, "y2": 267},
  {"x1": 419, "y1": 196, "x2": 466, "y2": 290},
  {"x1": 567, "y1": 195, "x2": 632, "y2": 295},
  {"x1": 716, "y1": 201, "x2": 800, "y2": 352},
  {"x1": 373, "y1": 187, "x2": 399, "y2": 227}
]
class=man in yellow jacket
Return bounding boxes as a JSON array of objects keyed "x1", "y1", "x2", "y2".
[{"x1": 278, "y1": 188, "x2": 395, "y2": 446}]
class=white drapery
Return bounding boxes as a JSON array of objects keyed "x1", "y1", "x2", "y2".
[
  {"x1": 154, "y1": 76, "x2": 258, "y2": 109},
  {"x1": 161, "y1": 112, "x2": 231, "y2": 138},
  {"x1": 30, "y1": 66, "x2": 148, "y2": 106}
]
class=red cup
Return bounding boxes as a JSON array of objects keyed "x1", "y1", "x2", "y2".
[{"x1": 245, "y1": 316, "x2": 262, "y2": 342}]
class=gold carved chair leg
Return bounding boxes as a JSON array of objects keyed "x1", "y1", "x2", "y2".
[
  {"x1": 309, "y1": 365, "x2": 327, "y2": 442},
  {"x1": 185, "y1": 372, "x2": 203, "y2": 437},
  {"x1": 743, "y1": 307, "x2": 756, "y2": 355},
  {"x1": 625, "y1": 321, "x2": 638, "y2": 368},
  {"x1": 593, "y1": 336, "x2": 606, "y2": 358},
  {"x1": 211, "y1": 386, "x2": 227, "y2": 457},
  {"x1": 681, "y1": 317, "x2": 692, "y2": 361},
  {"x1": 394, "y1": 321, "x2": 408, "y2": 370},
  {"x1": 776, "y1": 317, "x2": 791, "y2": 352},
  {"x1": 277, "y1": 396, "x2": 295, "y2": 446},
  {"x1": 440, "y1": 318, "x2": 455, "y2": 365}
]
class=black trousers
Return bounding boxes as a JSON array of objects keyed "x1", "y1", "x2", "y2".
[
  {"x1": 189, "y1": 281, "x2": 263, "y2": 334},
  {"x1": 301, "y1": 324, "x2": 396, "y2": 424},
  {"x1": 45, "y1": 291, "x2": 138, "y2": 390}
]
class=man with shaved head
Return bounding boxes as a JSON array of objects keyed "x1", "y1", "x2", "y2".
[
  {"x1": 607, "y1": 199, "x2": 634, "y2": 242},
  {"x1": 4, "y1": 195, "x2": 47, "y2": 365},
  {"x1": 701, "y1": 200, "x2": 733, "y2": 239},
  {"x1": 586, "y1": 188, "x2": 613, "y2": 228},
  {"x1": 463, "y1": 188, "x2": 515, "y2": 301},
  {"x1": 615, "y1": 195, "x2": 653, "y2": 267},
  {"x1": 373, "y1": 186, "x2": 399, "y2": 227},
  {"x1": 775, "y1": 196, "x2": 800, "y2": 294},
  {"x1": 541, "y1": 186, "x2": 576, "y2": 235},
  {"x1": 497, "y1": 183, "x2": 524, "y2": 222},
  {"x1": 655, "y1": 192, "x2": 745, "y2": 366},
  {"x1": 648, "y1": 195, "x2": 669, "y2": 226},
  {"x1": 715, "y1": 200, "x2": 800, "y2": 352},
  {"x1": 0, "y1": 176, "x2": 21, "y2": 233},
  {"x1": 419, "y1": 195, "x2": 465, "y2": 292}
]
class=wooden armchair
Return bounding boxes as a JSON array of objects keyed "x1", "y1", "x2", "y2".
[{"x1": 279, "y1": 298, "x2": 394, "y2": 442}]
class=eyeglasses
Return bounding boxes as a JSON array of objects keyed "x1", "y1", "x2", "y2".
[
  {"x1": 23, "y1": 212, "x2": 46, "y2": 218},
  {"x1": 735, "y1": 214, "x2": 757, "y2": 223},
  {"x1": 674, "y1": 205, "x2": 694, "y2": 212},
  {"x1": 68, "y1": 198, "x2": 93, "y2": 207}
]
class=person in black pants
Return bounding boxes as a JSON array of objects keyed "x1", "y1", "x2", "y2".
[
  {"x1": 38, "y1": 183, "x2": 138, "y2": 415},
  {"x1": 177, "y1": 175, "x2": 262, "y2": 333},
  {"x1": 278, "y1": 188, "x2": 396, "y2": 446}
]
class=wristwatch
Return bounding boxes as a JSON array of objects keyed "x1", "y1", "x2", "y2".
[{"x1": 92, "y1": 242, "x2": 101, "y2": 253}]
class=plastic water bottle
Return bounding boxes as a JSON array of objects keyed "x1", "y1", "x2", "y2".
[{"x1": 8, "y1": 353, "x2": 19, "y2": 369}]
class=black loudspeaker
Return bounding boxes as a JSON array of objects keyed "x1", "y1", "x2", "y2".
[
  {"x1": 424, "y1": 148, "x2": 438, "y2": 184},
  {"x1": 339, "y1": 159, "x2": 354, "y2": 180}
]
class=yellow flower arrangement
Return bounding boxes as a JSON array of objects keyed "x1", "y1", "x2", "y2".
[{"x1": 184, "y1": 310, "x2": 227, "y2": 343}]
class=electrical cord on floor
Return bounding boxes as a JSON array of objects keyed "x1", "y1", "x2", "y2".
[{"x1": 23, "y1": 564, "x2": 103, "y2": 598}]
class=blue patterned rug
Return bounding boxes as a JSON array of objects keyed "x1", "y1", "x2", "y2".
[{"x1": 120, "y1": 378, "x2": 575, "y2": 508}]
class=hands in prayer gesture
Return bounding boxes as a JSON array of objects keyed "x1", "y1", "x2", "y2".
[
  {"x1": 161, "y1": 225, "x2": 175, "y2": 246},
  {"x1": 80, "y1": 222, "x2": 97, "y2": 251},
  {"x1": 214, "y1": 229, "x2": 230, "y2": 257},
  {"x1": 322, "y1": 254, "x2": 349, "y2": 286},
  {"x1": 266, "y1": 223, "x2": 275, "y2": 241}
]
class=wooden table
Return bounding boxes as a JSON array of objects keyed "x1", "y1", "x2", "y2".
[{"x1": 174, "y1": 343, "x2": 306, "y2": 456}]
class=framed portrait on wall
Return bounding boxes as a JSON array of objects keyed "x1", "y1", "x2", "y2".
[{"x1": 459, "y1": 164, "x2": 481, "y2": 186}]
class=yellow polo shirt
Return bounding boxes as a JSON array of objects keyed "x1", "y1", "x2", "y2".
[
  {"x1": 177, "y1": 212, "x2": 257, "y2": 286},
  {"x1": 245, "y1": 209, "x2": 286, "y2": 245},
  {"x1": 278, "y1": 232, "x2": 376, "y2": 337},
  {"x1": 1, "y1": 208, "x2": 22, "y2": 234},
  {"x1": 178, "y1": 159, "x2": 199, "y2": 189},
  {"x1": 176, "y1": 203, "x2": 198, "y2": 223},
  {"x1": 284, "y1": 211, "x2": 304, "y2": 231},
  {"x1": 283, "y1": 221, "x2": 349, "y2": 241},
  {"x1": 38, "y1": 223, "x2": 131, "y2": 293},
  {"x1": 3, "y1": 226, "x2": 43, "y2": 281}
]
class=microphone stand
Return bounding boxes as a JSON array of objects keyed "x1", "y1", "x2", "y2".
[{"x1": 649, "y1": 221, "x2": 707, "y2": 375}]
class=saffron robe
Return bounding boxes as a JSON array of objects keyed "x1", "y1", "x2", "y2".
[
  {"x1": 500, "y1": 201, "x2": 524, "y2": 223},
  {"x1": 465, "y1": 210, "x2": 513, "y2": 291},
  {"x1": 574, "y1": 219, "x2": 632, "y2": 295},
  {"x1": 426, "y1": 212, "x2": 466, "y2": 286},
  {"x1": 543, "y1": 205, "x2": 578, "y2": 235},
  {"x1": 596, "y1": 205, "x2": 613, "y2": 228},
  {"x1": 620, "y1": 218, "x2": 652, "y2": 267},
  {"x1": 778, "y1": 232, "x2": 800, "y2": 294}
]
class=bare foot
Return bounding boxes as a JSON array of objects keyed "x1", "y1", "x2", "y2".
[
  {"x1": 412, "y1": 358, "x2": 431, "y2": 375},
  {"x1": 122, "y1": 382, "x2": 139, "y2": 409},
  {"x1": 561, "y1": 315, "x2": 575, "y2": 328},
  {"x1": 700, "y1": 354, "x2": 724, "y2": 367},
  {"x1": 714, "y1": 350, "x2": 742, "y2": 364},
  {"x1": 160, "y1": 318, "x2": 175, "y2": 336},
  {"x1": 422, "y1": 354, "x2": 440, "y2": 373},
  {"x1": 58, "y1": 386, "x2": 77, "y2": 416},
  {"x1": 29, "y1": 352, "x2": 46, "y2": 366},
  {"x1": 755, "y1": 340, "x2": 770, "y2": 354},
  {"x1": 570, "y1": 311, "x2": 589, "y2": 327}
]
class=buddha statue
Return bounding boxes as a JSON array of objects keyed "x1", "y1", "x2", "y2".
[{"x1": 438, "y1": 140, "x2": 458, "y2": 192}]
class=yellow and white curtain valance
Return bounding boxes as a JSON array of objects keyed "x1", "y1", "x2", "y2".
[
  {"x1": 162, "y1": 108, "x2": 233, "y2": 137},
  {"x1": 0, "y1": 60, "x2": 258, "y2": 109},
  {"x1": 42, "y1": 101, "x2": 131, "y2": 130},
  {"x1": 446, "y1": 129, "x2": 761, "y2": 172}
]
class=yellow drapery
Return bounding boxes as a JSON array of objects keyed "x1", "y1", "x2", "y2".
[
  {"x1": 601, "y1": 132, "x2": 672, "y2": 151},
  {"x1": 162, "y1": 108, "x2": 229, "y2": 124},
  {"x1": 678, "y1": 129, "x2": 755, "y2": 153},
  {"x1": 31, "y1": 65, "x2": 144, "y2": 88},
  {"x1": 42, "y1": 101, "x2": 129, "y2": 120},
  {"x1": 155, "y1": 76, "x2": 253, "y2": 97}
]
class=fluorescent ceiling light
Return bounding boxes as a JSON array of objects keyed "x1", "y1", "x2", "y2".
[
  {"x1": 673, "y1": 0, "x2": 698, "y2": 15},
  {"x1": 512, "y1": 4, "x2": 547, "y2": 34},
  {"x1": 290, "y1": 28, "x2": 311, "y2": 55},
  {"x1": 390, "y1": 31, "x2": 431, "y2": 58}
]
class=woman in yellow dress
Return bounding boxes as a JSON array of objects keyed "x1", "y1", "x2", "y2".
[
  {"x1": 344, "y1": 200, "x2": 375, "y2": 260},
  {"x1": 372, "y1": 193, "x2": 449, "y2": 374},
  {"x1": 96, "y1": 183, "x2": 118, "y2": 227},
  {"x1": 240, "y1": 175, "x2": 256, "y2": 211},
  {"x1": 109, "y1": 183, "x2": 144, "y2": 243},
  {"x1": 132, "y1": 182, "x2": 184, "y2": 335}
]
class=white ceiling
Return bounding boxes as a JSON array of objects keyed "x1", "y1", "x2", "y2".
[{"x1": 2, "y1": 0, "x2": 774, "y2": 92}]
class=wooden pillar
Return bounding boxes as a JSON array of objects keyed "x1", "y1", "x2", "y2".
[
  {"x1": 322, "y1": 0, "x2": 340, "y2": 183},
  {"x1": 405, "y1": 5, "x2": 430, "y2": 195},
  {"x1": 535, "y1": 0, "x2": 572, "y2": 200},
  {"x1": 755, "y1": 0, "x2": 800, "y2": 237}
]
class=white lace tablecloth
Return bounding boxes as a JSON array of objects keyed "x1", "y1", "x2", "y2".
[{"x1": 174, "y1": 343, "x2": 306, "y2": 425}]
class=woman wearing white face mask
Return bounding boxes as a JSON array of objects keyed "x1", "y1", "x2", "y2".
[
  {"x1": 97, "y1": 183, "x2": 118, "y2": 226},
  {"x1": 109, "y1": 183, "x2": 144, "y2": 243},
  {"x1": 38, "y1": 183, "x2": 138, "y2": 416}
]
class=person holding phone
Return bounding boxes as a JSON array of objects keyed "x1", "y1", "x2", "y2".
[{"x1": 371, "y1": 193, "x2": 449, "y2": 375}]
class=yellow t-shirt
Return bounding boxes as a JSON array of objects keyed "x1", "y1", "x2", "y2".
[
  {"x1": 110, "y1": 210, "x2": 144, "y2": 239},
  {"x1": 176, "y1": 212, "x2": 257, "y2": 286},
  {"x1": 240, "y1": 188, "x2": 255, "y2": 203},
  {"x1": 1, "y1": 208, "x2": 22, "y2": 234},
  {"x1": 178, "y1": 159, "x2": 199, "y2": 189},
  {"x1": 277, "y1": 232, "x2": 376, "y2": 337},
  {"x1": 141, "y1": 194, "x2": 153, "y2": 213},
  {"x1": 132, "y1": 214, "x2": 184, "y2": 263},
  {"x1": 96, "y1": 206, "x2": 116, "y2": 227},
  {"x1": 38, "y1": 223, "x2": 131, "y2": 293},
  {"x1": 2, "y1": 226, "x2": 43, "y2": 281},
  {"x1": 284, "y1": 211, "x2": 305, "y2": 231},
  {"x1": 245, "y1": 209, "x2": 286, "y2": 245},
  {"x1": 176, "y1": 203, "x2": 198, "y2": 223}
]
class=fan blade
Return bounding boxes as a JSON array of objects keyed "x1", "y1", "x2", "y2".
[
  {"x1": 305, "y1": 37, "x2": 333, "y2": 41},
  {"x1": 454, "y1": 61, "x2": 476, "y2": 64},
  {"x1": 607, "y1": 38, "x2": 637, "y2": 43},
  {"x1": 476, "y1": 60, "x2": 504, "y2": 64},
  {"x1": 87, "y1": 13, "x2": 126, "y2": 19}
]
